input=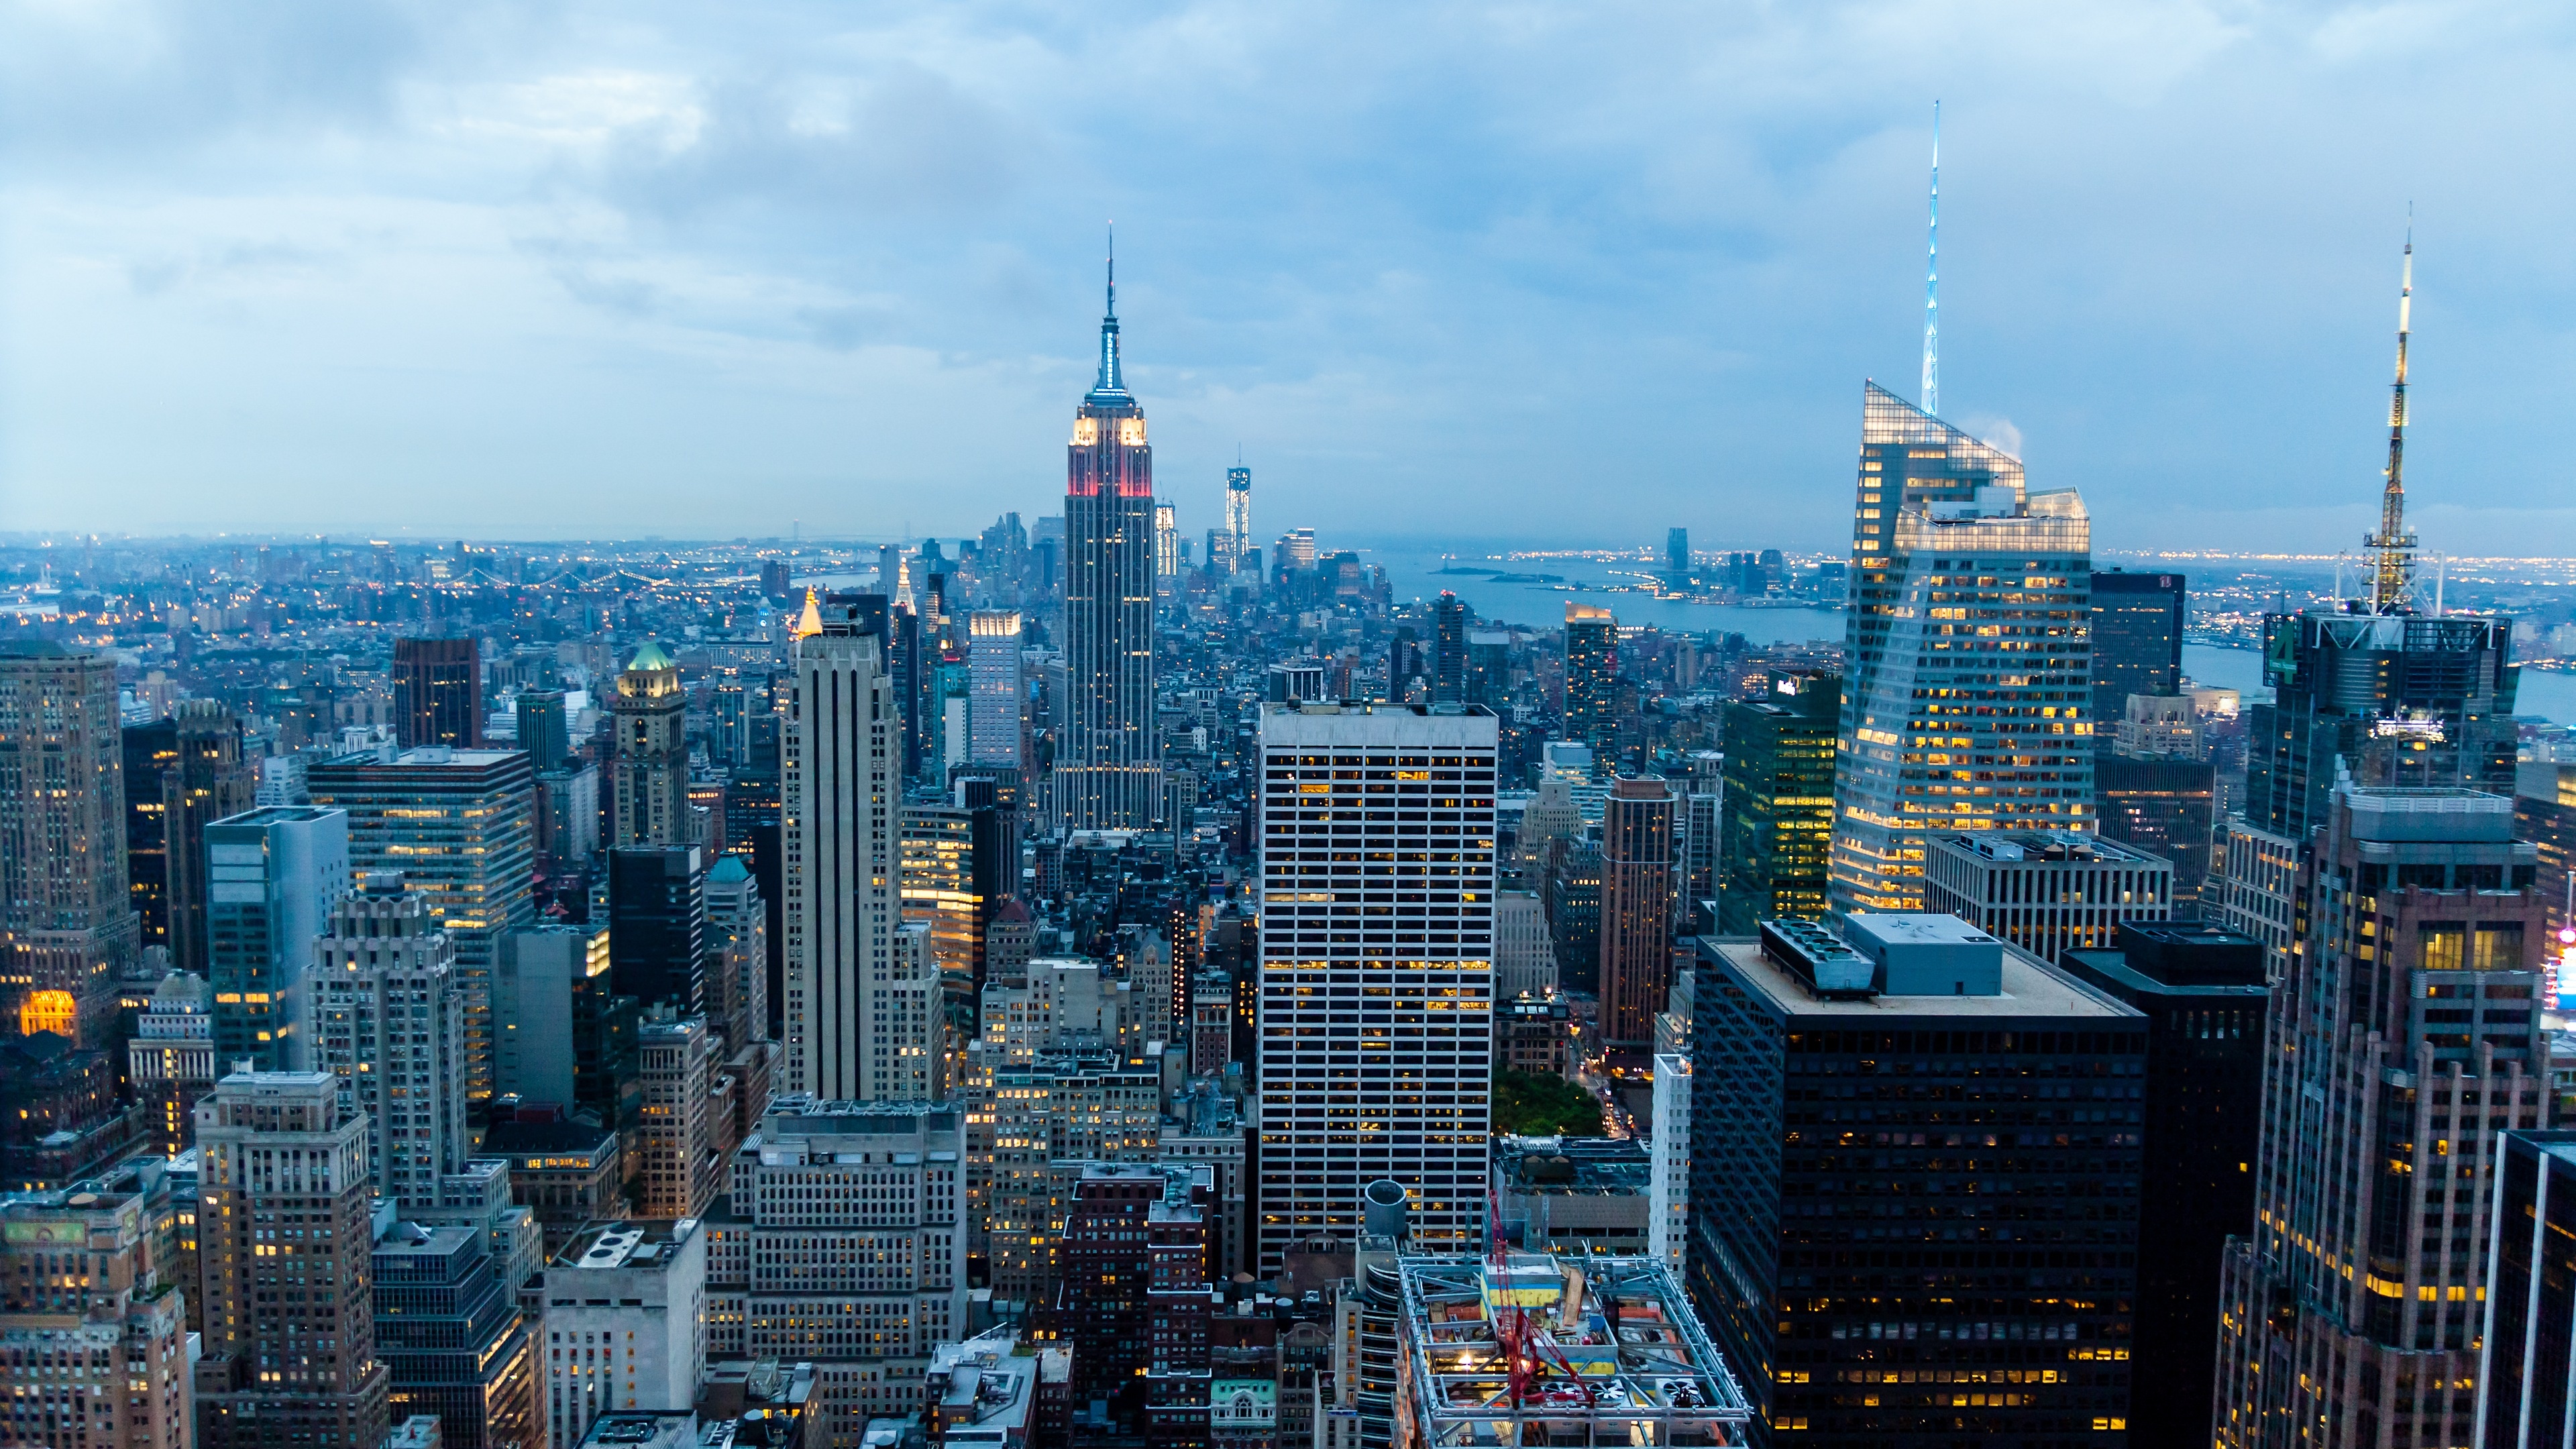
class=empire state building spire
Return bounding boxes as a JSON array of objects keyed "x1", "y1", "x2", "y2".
[{"x1": 1089, "y1": 227, "x2": 1128, "y2": 402}]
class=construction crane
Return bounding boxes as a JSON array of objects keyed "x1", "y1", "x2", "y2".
[{"x1": 1486, "y1": 1184, "x2": 1595, "y2": 1412}]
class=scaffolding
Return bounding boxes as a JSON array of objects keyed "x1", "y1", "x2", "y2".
[{"x1": 1392, "y1": 1253, "x2": 1751, "y2": 1447}]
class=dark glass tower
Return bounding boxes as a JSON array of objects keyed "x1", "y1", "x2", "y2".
[
  {"x1": 1057, "y1": 256, "x2": 1160, "y2": 828},
  {"x1": 606, "y1": 845, "x2": 706, "y2": 1014},
  {"x1": 1432, "y1": 592, "x2": 1468, "y2": 704},
  {"x1": 1717, "y1": 670, "x2": 1841, "y2": 934},
  {"x1": 2089, "y1": 569, "x2": 2186, "y2": 719},
  {"x1": 392, "y1": 636, "x2": 482, "y2": 750},
  {"x1": 1564, "y1": 602, "x2": 1618, "y2": 773}
]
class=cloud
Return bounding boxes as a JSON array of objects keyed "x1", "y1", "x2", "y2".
[{"x1": 3, "y1": 0, "x2": 2575, "y2": 549}]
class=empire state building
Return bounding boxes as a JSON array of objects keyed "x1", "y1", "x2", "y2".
[{"x1": 1055, "y1": 256, "x2": 1161, "y2": 828}]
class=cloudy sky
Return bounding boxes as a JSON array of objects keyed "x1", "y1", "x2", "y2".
[{"x1": 2, "y1": 0, "x2": 2572, "y2": 555}]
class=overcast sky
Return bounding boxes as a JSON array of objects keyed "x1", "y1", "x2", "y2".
[{"x1": 3, "y1": 1, "x2": 2572, "y2": 555}]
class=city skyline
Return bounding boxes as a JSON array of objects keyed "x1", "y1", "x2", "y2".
[{"x1": 5, "y1": 4, "x2": 2574, "y2": 553}]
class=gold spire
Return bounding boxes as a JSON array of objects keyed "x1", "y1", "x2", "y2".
[{"x1": 792, "y1": 587, "x2": 824, "y2": 639}]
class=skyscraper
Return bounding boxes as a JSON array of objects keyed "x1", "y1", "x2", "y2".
[
  {"x1": 1563, "y1": 602, "x2": 1618, "y2": 773},
  {"x1": 609, "y1": 640, "x2": 694, "y2": 847},
  {"x1": 1225, "y1": 463, "x2": 1252, "y2": 571},
  {"x1": 1057, "y1": 254, "x2": 1161, "y2": 829},
  {"x1": 157, "y1": 700, "x2": 259, "y2": 973},
  {"x1": 1717, "y1": 671, "x2": 1841, "y2": 934},
  {"x1": 307, "y1": 876, "x2": 471, "y2": 1213},
  {"x1": 780, "y1": 596, "x2": 912, "y2": 1101},
  {"x1": 2089, "y1": 569, "x2": 2186, "y2": 720},
  {"x1": 2243, "y1": 247, "x2": 2518, "y2": 840},
  {"x1": 205, "y1": 804, "x2": 350, "y2": 1073},
  {"x1": 194, "y1": 1071, "x2": 391, "y2": 1449},
  {"x1": 0, "y1": 1170, "x2": 195, "y2": 1449},
  {"x1": 309, "y1": 746, "x2": 535, "y2": 1099},
  {"x1": 0, "y1": 641, "x2": 138, "y2": 1046},
  {"x1": 1155, "y1": 498, "x2": 1181, "y2": 584},
  {"x1": 967, "y1": 609, "x2": 1025, "y2": 769},
  {"x1": 607, "y1": 845, "x2": 706, "y2": 1012},
  {"x1": 1597, "y1": 775, "x2": 1677, "y2": 1051},
  {"x1": 1831, "y1": 384, "x2": 2093, "y2": 915},
  {"x1": 1665, "y1": 527, "x2": 1690, "y2": 580},
  {"x1": 1431, "y1": 592, "x2": 1467, "y2": 704},
  {"x1": 2213, "y1": 785, "x2": 2547, "y2": 1448},
  {"x1": 391, "y1": 636, "x2": 482, "y2": 750},
  {"x1": 1253, "y1": 702, "x2": 1497, "y2": 1273},
  {"x1": 1689, "y1": 924, "x2": 2145, "y2": 1444}
]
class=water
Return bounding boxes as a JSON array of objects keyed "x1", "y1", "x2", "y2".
[
  {"x1": 2184, "y1": 642, "x2": 2576, "y2": 726},
  {"x1": 1368, "y1": 549, "x2": 1845, "y2": 647}
]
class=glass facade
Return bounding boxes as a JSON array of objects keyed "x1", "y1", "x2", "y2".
[
  {"x1": 1833, "y1": 385, "x2": 2094, "y2": 914},
  {"x1": 1719, "y1": 672, "x2": 1841, "y2": 934}
]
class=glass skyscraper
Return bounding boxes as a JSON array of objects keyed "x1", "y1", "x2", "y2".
[{"x1": 1830, "y1": 383, "x2": 2094, "y2": 915}]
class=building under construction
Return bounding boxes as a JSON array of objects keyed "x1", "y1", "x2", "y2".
[{"x1": 1391, "y1": 1253, "x2": 1751, "y2": 1447}]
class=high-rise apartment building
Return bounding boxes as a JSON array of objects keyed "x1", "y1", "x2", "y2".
[
  {"x1": 0, "y1": 1171, "x2": 195, "y2": 1449},
  {"x1": 392, "y1": 637, "x2": 482, "y2": 750},
  {"x1": 307, "y1": 746, "x2": 535, "y2": 1099},
  {"x1": 1832, "y1": 384, "x2": 2093, "y2": 915},
  {"x1": 2088, "y1": 570, "x2": 2186, "y2": 720},
  {"x1": 1431, "y1": 594, "x2": 1467, "y2": 704},
  {"x1": 966, "y1": 610, "x2": 1024, "y2": 770},
  {"x1": 0, "y1": 641, "x2": 137, "y2": 1046},
  {"x1": 1598, "y1": 776, "x2": 1677, "y2": 1051},
  {"x1": 193, "y1": 1071, "x2": 391, "y2": 1449},
  {"x1": 157, "y1": 700, "x2": 260, "y2": 973},
  {"x1": 1689, "y1": 924, "x2": 2145, "y2": 1444},
  {"x1": 1057, "y1": 264, "x2": 1161, "y2": 829},
  {"x1": 307, "y1": 876, "x2": 471, "y2": 1213},
  {"x1": 714, "y1": 1098, "x2": 970, "y2": 1438},
  {"x1": 607, "y1": 845, "x2": 706, "y2": 1014},
  {"x1": 1562, "y1": 604, "x2": 1618, "y2": 772},
  {"x1": 1717, "y1": 672, "x2": 1840, "y2": 935},
  {"x1": 781, "y1": 596, "x2": 907, "y2": 1102},
  {"x1": 609, "y1": 641, "x2": 694, "y2": 847},
  {"x1": 204, "y1": 805, "x2": 350, "y2": 1073},
  {"x1": 1050, "y1": 1162, "x2": 1215, "y2": 1441},
  {"x1": 2214, "y1": 786, "x2": 2548, "y2": 1449},
  {"x1": 1253, "y1": 702, "x2": 1497, "y2": 1273},
  {"x1": 1921, "y1": 830, "x2": 2173, "y2": 963}
]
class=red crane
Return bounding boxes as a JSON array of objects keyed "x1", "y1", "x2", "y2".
[{"x1": 1487, "y1": 1185, "x2": 1595, "y2": 1412}]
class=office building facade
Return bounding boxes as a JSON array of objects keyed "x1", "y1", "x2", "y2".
[
  {"x1": 156, "y1": 700, "x2": 260, "y2": 973},
  {"x1": 1717, "y1": 672, "x2": 1840, "y2": 935},
  {"x1": 204, "y1": 805, "x2": 351, "y2": 1074},
  {"x1": 1921, "y1": 830, "x2": 2174, "y2": 963},
  {"x1": 392, "y1": 636, "x2": 482, "y2": 750},
  {"x1": 1253, "y1": 703, "x2": 1497, "y2": 1273},
  {"x1": 0, "y1": 1173, "x2": 195, "y2": 1449},
  {"x1": 1832, "y1": 383, "x2": 2094, "y2": 915},
  {"x1": 307, "y1": 877, "x2": 471, "y2": 1212},
  {"x1": 0, "y1": 641, "x2": 138, "y2": 1046},
  {"x1": 1563, "y1": 603, "x2": 1618, "y2": 771},
  {"x1": 2088, "y1": 570, "x2": 2186, "y2": 720},
  {"x1": 607, "y1": 845, "x2": 706, "y2": 1014},
  {"x1": 1598, "y1": 775, "x2": 1678, "y2": 1051},
  {"x1": 1689, "y1": 927, "x2": 2144, "y2": 1444},
  {"x1": 193, "y1": 1071, "x2": 391, "y2": 1449},
  {"x1": 2212, "y1": 786, "x2": 2548, "y2": 1448},
  {"x1": 608, "y1": 641, "x2": 694, "y2": 847},
  {"x1": 966, "y1": 610, "x2": 1025, "y2": 770},
  {"x1": 2059, "y1": 922, "x2": 2267, "y2": 1449},
  {"x1": 1057, "y1": 268, "x2": 1161, "y2": 829},
  {"x1": 307, "y1": 747, "x2": 537, "y2": 1100},
  {"x1": 780, "y1": 601, "x2": 905, "y2": 1101}
]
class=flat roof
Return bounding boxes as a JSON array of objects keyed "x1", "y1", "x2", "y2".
[
  {"x1": 1703, "y1": 938, "x2": 2140, "y2": 1022},
  {"x1": 1257, "y1": 702, "x2": 1499, "y2": 747}
]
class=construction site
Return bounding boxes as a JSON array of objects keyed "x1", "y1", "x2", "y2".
[{"x1": 1391, "y1": 1252, "x2": 1752, "y2": 1446}]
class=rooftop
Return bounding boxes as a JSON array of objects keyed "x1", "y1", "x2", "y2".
[
  {"x1": 554, "y1": 1218, "x2": 701, "y2": 1270},
  {"x1": 1395, "y1": 1253, "x2": 1750, "y2": 1438},
  {"x1": 1933, "y1": 831, "x2": 2165, "y2": 867},
  {"x1": 1706, "y1": 937, "x2": 2141, "y2": 1022}
]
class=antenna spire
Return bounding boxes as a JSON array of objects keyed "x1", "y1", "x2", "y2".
[
  {"x1": 1089, "y1": 223, "x2": 1128, "y2": 400},
  {"x1": 1921, "y1": 101, "x2": 1940, "y2": 417},
  {"x1": 2365, "y1": 221, "x2": 2416, "y2": 612}
]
